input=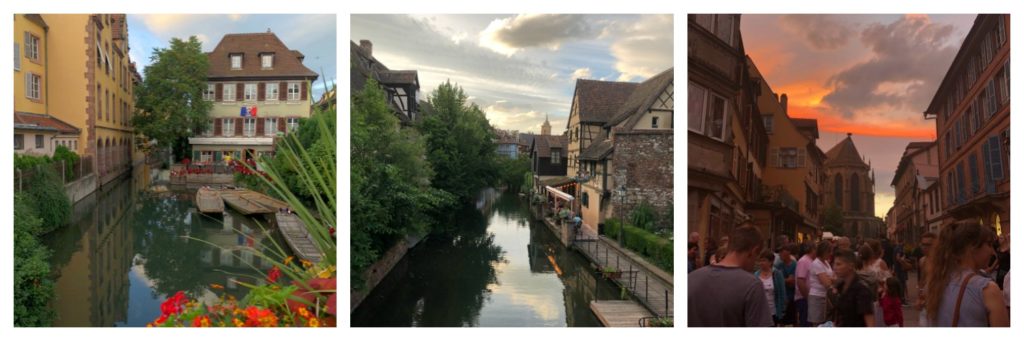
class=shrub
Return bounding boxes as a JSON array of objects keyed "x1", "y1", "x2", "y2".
[
  {"x1": 629, "y1": 201, "x2": 657, "y2": 232},
  {"x1": 13, "y1": 194, "x2": 55, "y2": 326},
  {"x1": 22, "y1": 165, "x2": 71, "y2": 232},
  {"x1": 603, "y1": 218, "x2": 673, "y2": 272},
  {"x1": 52, "y1": 145, "x2": 80, "y2": 178}
]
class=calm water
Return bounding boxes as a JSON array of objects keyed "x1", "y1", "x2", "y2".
[
  {"x1": 351, "y1": 189, "x2": 619, "y2": 327},
  {"x1": 44, "y1": 168, "x2": 282, "y2": 327}
]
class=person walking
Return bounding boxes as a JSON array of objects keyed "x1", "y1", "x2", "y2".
[
  {"x1": 794, "y1": 241, "x2": 816, "y2": 327},
  {"x1": 775, "y1": 243, "x2": 797, "y2": 326},
  {"x1": 915, "y1": 231, "x2": 936, "y2": 327},
  {"x1": 688, "y1": 226, "x2": 773, "y2": 327},
  {"x1": 756, "y1": 250, "x2": 788, "y2": 326},
  {"x1": 924, "y1": 223, "x2": 1009, "y2": 327},
  {"x1": 808, "y1": 241, "x2": 834, "y2": 326},
  {"x1": 881, "y1": 277, "x2": 905, "y2": 327},
  {"x1": 831, "y1": 249, "x2": 876, "y2": 327}
]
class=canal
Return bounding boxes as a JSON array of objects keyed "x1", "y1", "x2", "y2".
[
  {"x1": 43, "y1": 168, "x2": 283, "y2": 327},
  {"x1": 351, "y1": 189, "x2": 620, "y2": 327}
]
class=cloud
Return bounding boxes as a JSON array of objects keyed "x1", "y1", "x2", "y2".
[
  {"x1": 571, "y1": 67, "x2": 592, "y2": 80},
  {"x1": 779, "y1": 15, "x2": 855, "y2": 51},
  {"x1": 822, "y1": 15, "x2": 958, "y2": 118},
  {"x1": 607, "y1": 14, "x2": 673, "y2": 81},
  {"x1": 479, "y1": 14, "x2": 598, "y2": 56},
  {"x1": 483, "y1": 102, "x2": 564, "y2": 134}
]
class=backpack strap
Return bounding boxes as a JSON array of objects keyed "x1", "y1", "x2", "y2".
[{"x1": 951, "y1": 272, "x2": 977, "y2": 327}]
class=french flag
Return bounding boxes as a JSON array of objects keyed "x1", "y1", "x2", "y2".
[{"x1": 239, "y1": 106, "x2": 259, "y2": 117}]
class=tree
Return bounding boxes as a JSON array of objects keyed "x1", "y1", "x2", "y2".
[
  {"x1": 418, "y1": 81, "x2": 499, "y2": 202},
  {"x1": 823, "y1": 204, "x2": 845, "y2": 235},
  {"x1": 132, "y1": 36, "x2": 211, "y2": 162},
  {"x1": 350, "y1": 79, "x2": 452, "y2": 289}
]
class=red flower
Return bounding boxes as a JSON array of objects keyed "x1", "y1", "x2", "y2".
[
  {"x1": 244, "y1": 306, "x2": 278, "y2": 327},
  {"x1": 160, "y1": 291, "x2": 187, "y2": 317},
  {"x1": 267, "y1": 266, "x2": 281, "y2": 283}
]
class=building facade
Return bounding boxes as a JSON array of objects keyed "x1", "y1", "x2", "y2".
[
  {"x1": 15, "y1": 14, "x2": 135, "y2": 184},
  {"x1": 350, "y1": 40, "x2": 420, "y2": 124},
  {"x1": 890, "y1": 142, "x2": 939, "y2": 243},
  {"x1": 821, "y1": 134, "x2": 885, "y2": 239},
  {"x1": 925, "y1": 14, "x2": 1010, "y2": 236},
  {"x1": 189, "y1": 32, "x2": 319, "y2": 162},
  {"x1": 748, "y1": 58, "x2": 826, "y2": 244},
  {"x1": 688, "y1": 14, "x2": 774, "y2": 260}
]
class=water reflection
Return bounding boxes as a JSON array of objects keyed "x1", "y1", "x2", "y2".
[
  {"x1": 352, "y1": 190, "x2": 618, "y2": 327},
  {"x1": 45, "y1": 168, "x2": 284, "y2": 327}
]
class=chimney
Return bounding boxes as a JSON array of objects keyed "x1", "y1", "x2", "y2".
[
  {"x1": 780, "y1": 93, "x2": 788, "y2": 114},
  {"x1": 360, "y1": 40, "x2": 373, "y2": 56}
]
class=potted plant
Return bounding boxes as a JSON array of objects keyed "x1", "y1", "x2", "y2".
[{"x1": 601, "y1": 266, "x2": 621, "y2": 280}]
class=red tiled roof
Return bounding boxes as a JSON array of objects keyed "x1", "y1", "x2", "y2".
[
  {"x1": 14, "y1": 112, "x2": 80, "y2": 134},
  {"x1": 207, "y1": 32, "x2": 318, "y2": 80},
  {"x1": 572, "y1": 79, "x2": 638, "y2": 124}
]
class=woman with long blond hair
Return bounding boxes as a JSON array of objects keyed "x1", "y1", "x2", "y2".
[{"x1": 924, "y1": 222, "x2": 1009, "y2": 327}]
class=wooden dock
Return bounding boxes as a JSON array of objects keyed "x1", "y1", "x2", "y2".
[
  {"x1": 591, "y1": 300, "x2": 651, "y2": 327},
  {"x1": 275, "y1": 212, "x2": 323, "y2": 263}
]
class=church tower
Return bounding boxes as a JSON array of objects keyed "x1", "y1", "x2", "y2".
[
  {"x1": 541, "y1": 114, "x2": 551, "y2": 136},
  {"x1": 823, "y1": 133, "x2": 884, "y2": 238}
]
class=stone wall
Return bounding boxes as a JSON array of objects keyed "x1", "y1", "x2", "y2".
[{"x1": 611, "y1": 130, "x2": 673, "y2": 222}]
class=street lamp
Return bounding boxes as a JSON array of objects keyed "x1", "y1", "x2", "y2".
[{"x1": 617, "y1": 184, "x2": 627, "y2": 246}]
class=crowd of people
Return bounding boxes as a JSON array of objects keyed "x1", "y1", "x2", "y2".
[{"x1": 688, "y1": 222, "x2": 1010, "y2": 327}]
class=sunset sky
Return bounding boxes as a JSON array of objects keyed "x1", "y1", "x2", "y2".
[{"x1": 741, "y1": 14, "x2": 977, "y2": 218}]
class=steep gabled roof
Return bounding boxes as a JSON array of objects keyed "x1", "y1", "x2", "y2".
[
  {"x1": 605, "y1": 68, "x2": 674, "y2": 128},
  {"x1": 571, "y1": 79, "x2": 638, "y2": 125},
  {"x1": 532, "y1": 134, "x2": 567, "y2": 158},
  {"x1": 578, "y1": 139, "x2": 614, "y2": 161},
  {"x1": 825, "y1": 133, "x2": 868, "y2": 168},
  {"x1": 207, "y1": 32, "x2": 318, "y2": 79},
  {"x1": 792, "y1": 118, "x2": 820, "y2": 139}
]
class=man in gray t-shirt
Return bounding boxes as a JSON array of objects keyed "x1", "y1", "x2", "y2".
[{"x1": 688, "y1": 225, "x2": 773, "y2": 327}]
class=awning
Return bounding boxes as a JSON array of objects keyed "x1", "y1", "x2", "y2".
[{"x1": 545, "y1": 186, "x2": 574, "y2": 202}]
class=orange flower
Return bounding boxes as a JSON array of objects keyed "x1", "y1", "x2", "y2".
[
  {"x1": 297, "y1": 306, "x2": 311, "y2": 318},
  {"x1": 300, "y1": 259, "x2": 313, "y2": 268},
  {"x1": 284, "y1": 256, "x2": 294, "y2": 265},
  {"x1": 307, "y1": 317, "x2": 320, "y2": 327},
  {"x1": 210, "y1": 283, "x2": 224, "y2": 290},
  {"x1": 192, "y1": 315, "x2": 211, "y2": 327}
]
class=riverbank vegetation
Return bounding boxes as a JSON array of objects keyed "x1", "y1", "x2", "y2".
[
  {"x1": 351, "y1": 79, "x2": 518, "y2": 289},
  {"x1": 13, "y1": 194, "x2": 56, "y2": 326}
]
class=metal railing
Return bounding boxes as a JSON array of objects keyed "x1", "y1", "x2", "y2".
[
  {"x1": 15, "y1": 156, "x2": 94, "y2": 192},
  {"x1": 572, "y1": 235, "x2": 673, "y2": 318}
]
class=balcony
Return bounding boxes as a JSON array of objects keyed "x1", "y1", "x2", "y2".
[
  {"x1": 761, "y1": 185, "x2": 800, "y2": 214},
  {"x1": 688, "y1": 24, "x2": 741, "y2": 84}
]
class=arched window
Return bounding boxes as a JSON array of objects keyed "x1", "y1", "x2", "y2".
[
  {"x1": 834, "y1": 173, "x2": 843, "y2": 209},
  {"x1": 851, "y1": 173, "x2": 861, "y2": 212}
]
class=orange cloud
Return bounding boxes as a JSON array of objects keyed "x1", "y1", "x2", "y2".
[{"x1": 787, "y1": 105, "x2": 935, "y2": 139}]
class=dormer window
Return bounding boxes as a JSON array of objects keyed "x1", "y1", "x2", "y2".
[
  {"x1": 230, "y1": 54, "x2": 242, "y2": 70},
  {"x1": 261, "y1": 53, "x2": 274, "y2": 69}
]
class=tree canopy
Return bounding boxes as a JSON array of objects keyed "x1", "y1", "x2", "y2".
[{"x1": 132, "y1": 36, "x2": 211, "y2": 160}]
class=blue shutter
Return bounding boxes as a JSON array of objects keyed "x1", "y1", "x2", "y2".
[
  {"x1": 989, "y1": 136, "x2": 1004, "y2": 180},
  {"x1": 968, "y1": 153, "x2": 980, "y2": 195},
  {"x1": 982, "y1": 141, "x2": 993, "y2": 192}
]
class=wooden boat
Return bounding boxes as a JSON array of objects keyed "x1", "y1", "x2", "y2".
[
  {"x1": 195, "y1": 187, "x2": 225, "y2": 214},
  {"x1": 275, "y1": 212, "x2": 323, "y2": 263}
]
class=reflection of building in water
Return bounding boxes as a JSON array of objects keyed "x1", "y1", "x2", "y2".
[
  {"x1": 51, "y1": 177, "x2": 136, "y2": 326},
  {"x1": 194, "y1": 209, "x2": 275, "y2": 298},
  {"x1": 526, "y1": 221, "x2": 612, "y2": 327}
]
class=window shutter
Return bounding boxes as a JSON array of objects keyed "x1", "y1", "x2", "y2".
[
  {"x1": 214, "y1": 118, "x2": 223, "y2": 136},
  {"x1": 989, "y1": 136, "x2": 1004, "y2": 180},
  {"x1": 278, "y1": 117, "x2": 286, "y2": 132},
  {"x1": 14, "y1": 43, "x2": 20, "y2": 70},
  {"x1": 279, "y1": 82, "x2": 287, "y2": 101},
  {"x1": 258, "y1": 83, "x2": 265, "y2": 101},
  {"x1": 215, "y1": 83, "x2": 223, "y2": 101},
  {"x1": 24, "y1": 72, "x2": 30, "y2": 98},
  {"x1": 256, "y1": 118, "x2": 264, "y2": 134},
  {"x1": 301, "y1": 81, "x2": 308, "y2": 100},
  {"x1": 236, "y1": 83, "x2": 244, "y2": 101},
  {"x1": 235, "y1": 118, "x2": 243, "y2": 136}
]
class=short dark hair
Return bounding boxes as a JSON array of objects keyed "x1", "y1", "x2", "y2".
[
  {"x1": 760, "y1": 250, "x2": 775, "y2": 262},
  {"x1": 834, "y1": 248, "x2": 857, "y2": 265},
  {"x1": 816, "y1": 240, "x2": 833, "y2": 257},
  {"x1": 728, "y1": 226, "x2": 765, "y2": 254}
]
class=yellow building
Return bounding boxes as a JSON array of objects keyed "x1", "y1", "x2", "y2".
[{"x1": 44, "y1": 14, "x2": 136, "y2": 185}]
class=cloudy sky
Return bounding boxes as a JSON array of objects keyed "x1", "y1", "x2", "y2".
[
  {"x1": 742, "y1": 14, "x2": 976, "y2": 218},
  {"x1": 127, "y1": 14, "x2": 337, "y2": 99},
  {"x1": 351, "y1": 14, "x2": 673, "y2": 134}
]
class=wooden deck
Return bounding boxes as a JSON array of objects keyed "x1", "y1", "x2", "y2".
[
  {"x1": 591, "y1": 300, "x2": 651, "y2": 327},
  {"x1": 275, "y1": 212, "x2": 323, "y2": 263}
]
